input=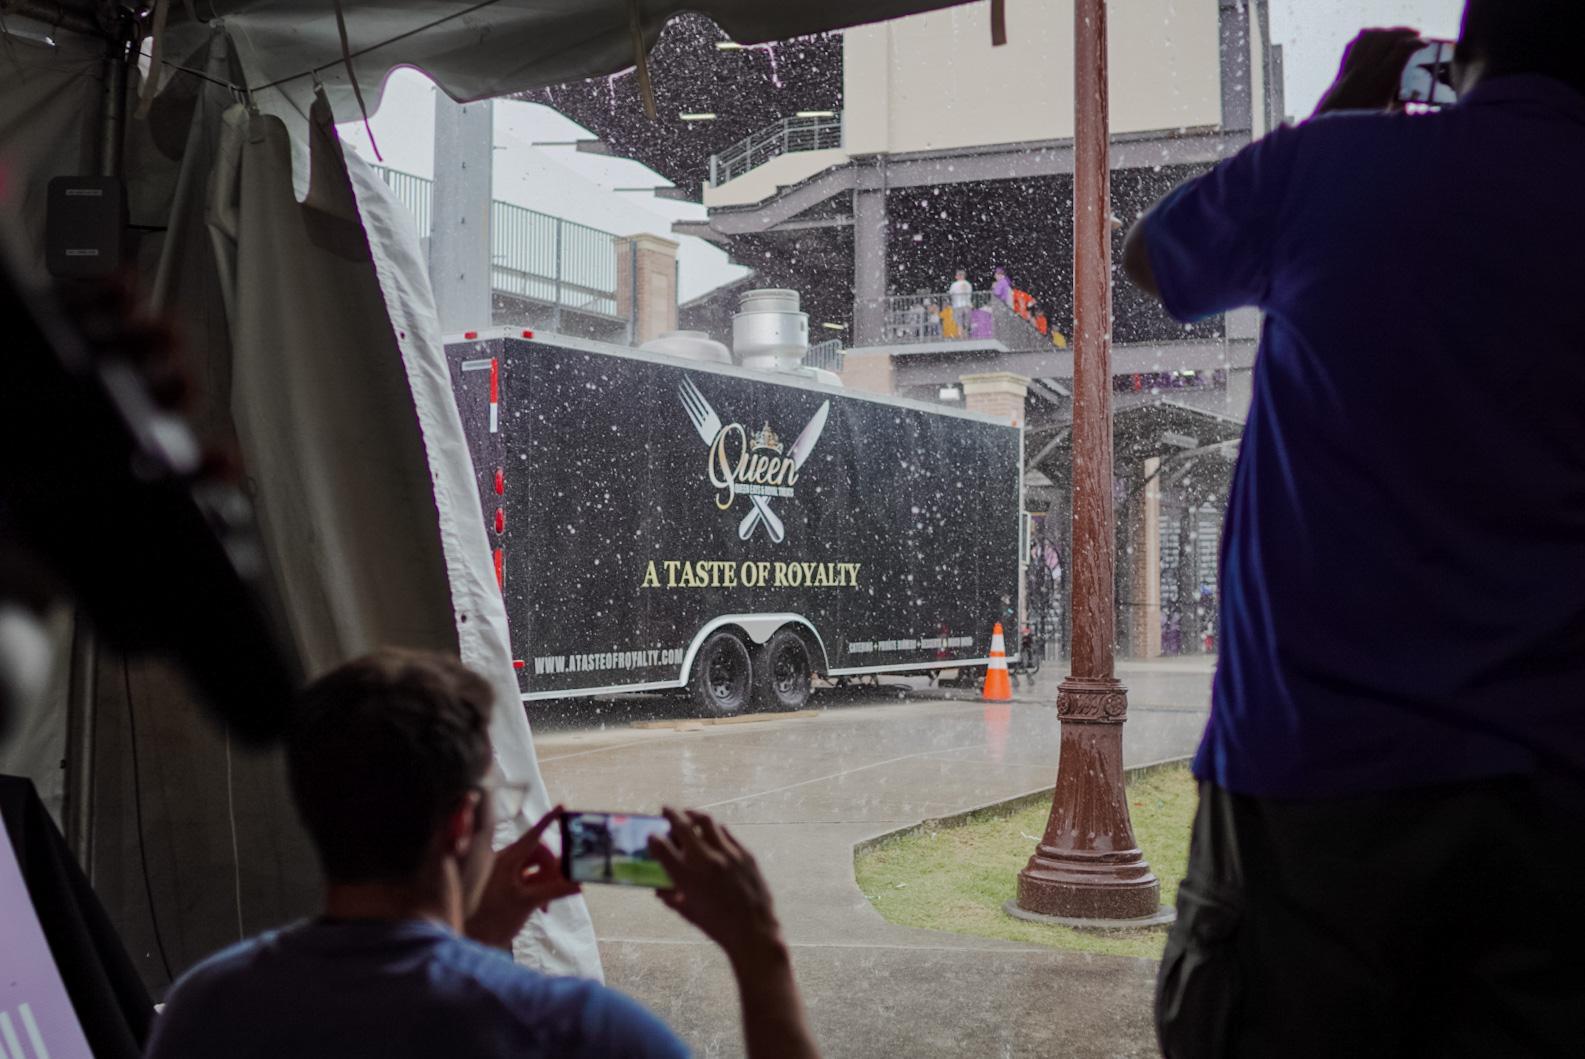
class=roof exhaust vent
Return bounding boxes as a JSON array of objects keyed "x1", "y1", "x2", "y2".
[{"x1": 733, "y1": 288, "x2": 809, "y2": 372}]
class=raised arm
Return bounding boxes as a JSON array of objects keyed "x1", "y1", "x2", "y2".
[
  {"x1": 1125, "y1": 28, "x2": 1416, "y2": 316},
  {"x1": 650, "y1": 808, "x2": 819, "y2": 1059},
  {"x1": 1121, "y1": 213, "x2": 1161, "y2": 303}
]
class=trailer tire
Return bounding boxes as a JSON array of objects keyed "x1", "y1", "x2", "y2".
[
  {"x1": 690, "y1": 631, "x2": 753, "y2": 716},
  {"x1": 755, "y1": 628, "x2": 813, "y2": 711}
]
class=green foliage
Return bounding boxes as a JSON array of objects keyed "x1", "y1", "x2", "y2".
[{"x1": 853, "y1": 764, "x2": 1195, "y2": 959}]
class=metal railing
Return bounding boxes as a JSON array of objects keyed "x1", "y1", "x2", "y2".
[
  {"x1": 709, "y1": 112, "x2": 843, "y2": 187},
  {"x1": 373, "y1": 166, "x2": 433, "y2": 236},
  {"x1": 873, "y1": 290, "x2": 1064, "y2": 351},
  {"x1": 881, "y1": 290, "x2": 999, "y2": 343},
  {"x1": 370, "y1": 164, "x2": 624, "y2": 320},
  {"x1": 490, "y1": 201, "x2": 620, "y2": 317},
  {"x1": 806, "y1": 338, "x2": 844, "y2": 375}
]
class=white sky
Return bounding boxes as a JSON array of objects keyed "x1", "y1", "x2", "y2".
[
  {"x1": 338, "y1": 72, "x2": 748, "y2": 303},
  {"x1": 1271, "y1": 0, "x2": 1467, "y2": 115},
  {"x1": 337, "y1": 2, "x2": 1473, "y2": 304}
]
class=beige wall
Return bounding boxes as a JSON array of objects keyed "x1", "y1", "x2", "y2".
[
  {"x1": 1248, "y1": 2, "x2": 1268, "y2": 137},
  {"x1": 703, "y1": 148, "x2": 849, "y2": 208},
  {"x1": 843, "y1": 0, "x2": 1222, "y2": 156}
]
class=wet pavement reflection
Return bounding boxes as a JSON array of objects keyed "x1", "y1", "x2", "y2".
[{"x1": 535, "y1": 659, "x2": 1214, "y2": 1058}]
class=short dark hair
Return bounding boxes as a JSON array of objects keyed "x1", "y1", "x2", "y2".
[
  {"x1": 1460, "y1": 0, "x2": 1585, "y2": 95},
  {"x1": 287, "y1": 649, "x2": 494, "y2": 883}
]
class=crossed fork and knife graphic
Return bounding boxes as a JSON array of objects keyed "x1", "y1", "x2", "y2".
[{"x1": 679, "y1": 376, "x2": 830, "y2": 543}]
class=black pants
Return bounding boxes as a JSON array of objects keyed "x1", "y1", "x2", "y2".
[{"x1": 1156, "y1": 777, "x2": 1585, "y2": 1058}]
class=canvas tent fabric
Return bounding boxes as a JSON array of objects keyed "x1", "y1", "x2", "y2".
[
  {"x1": 210, "y1": 85, "x2": 597, "y2": 975},
  {"x1": 15, "y1": 0, "x2": 972, "y2": 113},
  {"x1": 0, "y1": 0, "x2": 979, "y2": 994},
  {"x1": 0, "y1": 26, "x2": 605, "y2": 986}
]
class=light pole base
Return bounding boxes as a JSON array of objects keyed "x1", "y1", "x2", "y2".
[
  {"x1": 1004, "y1": 899, "x2": 1175, "y2": 931},
  {"x1": 1015, "y1": 844, "x2": 1163, "y2": 921},
  {"x1": 1015, "y1": 677, "x2": 1164, "y2": 921}
]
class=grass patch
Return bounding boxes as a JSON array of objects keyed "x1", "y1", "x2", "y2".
[
  {"x1": 853, "y1": 764, "x2": 1195, "y2": 959},
  {"x1": 612, "y1": 859, "x2": 672, "y2": 887}
]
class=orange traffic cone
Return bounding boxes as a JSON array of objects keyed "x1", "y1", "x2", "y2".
[{"x1": 982, "y1": 623, "x2": 1013, "y2": 702}]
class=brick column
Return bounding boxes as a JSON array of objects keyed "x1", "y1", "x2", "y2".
[
  {"x1": 1129, "y1": 457, "x2": 1163, "y2": 658},
  {"x1": 960, "y1": 372, "x2": 1030, "y2": 426},
  {"x1": 840, "y1": 351, "x2": 896, "y2": 396},
  {"x1": 614, "y1": 234, "x2": 680, "y2": 345}
]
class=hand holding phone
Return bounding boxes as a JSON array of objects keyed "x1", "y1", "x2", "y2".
[
  {"x1": 1314, "y1": 28, "x2": 1425, "y2": 117},
  {"x1": 465, "y1": 806, "x2": 581, "y2": 951},
  {"x1": 644, "y1": 808, "x2": 819, "y2": 1059},
  {"x1": 1399, "y1": 39, "x2": 1459, "y2": 107},
  {"x1": 645, "y1": 808, "x2": 783, "y2": 968}
]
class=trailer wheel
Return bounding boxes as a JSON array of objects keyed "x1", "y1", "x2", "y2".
[
  {"x1": 690, "y1": 631, "x2": 753, "y2": 716},
  {"x1": 755, "y1": 628, "x2": 813, "y2": 711}
]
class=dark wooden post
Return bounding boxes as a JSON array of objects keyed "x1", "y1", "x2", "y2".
[{"x1": 1013, "y1": 0, "x2": 1164, "y2": 924}]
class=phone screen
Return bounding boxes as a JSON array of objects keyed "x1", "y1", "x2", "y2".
[
  {"x1": 560, "y1": 811, "x2": 673, "y2": 888},
  {"x1": 1400, "y1": 40, "x2": 1458, "y2": 107}
]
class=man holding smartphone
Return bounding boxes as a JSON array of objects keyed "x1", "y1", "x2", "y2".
[
  {"x1": 145, "y1": 648, "x2": 818, "y2": 1059},
  {"x1": 1123, "y1": 1, "x2": 1585, "y2": 1055}
]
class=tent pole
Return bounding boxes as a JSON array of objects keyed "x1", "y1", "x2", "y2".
[
  {"x1": 97, "y1": 15, "x2": 135, "y2": 178},
  {"x1": 4, "y1": 1, "x2": 98, "y2": 36},
  {"x1": 62, "y1": 619, "x2": 96, "y2": 876},
  {"x1": 63, "y1": 9, "x2": 137, "y2": 877}
]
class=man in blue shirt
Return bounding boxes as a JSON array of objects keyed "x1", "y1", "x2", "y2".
[
  {"x1": 144, "y1": 648, "x2": 817, "y2": 1059},
  {"x1": 1124, "y1": 2, "x2": 1585, "y2": 1055}
]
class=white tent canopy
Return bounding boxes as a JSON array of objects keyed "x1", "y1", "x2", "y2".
[
  {"x1": 0, "y1": 0, "x2": 977, "y2": 991},
  {"x1": 13, "y1": 0, "x2": 973, "y2": 110}
]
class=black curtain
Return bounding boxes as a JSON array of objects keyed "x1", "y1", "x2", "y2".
[{"x1": 0, "y1": 775, "x2": 151, "y2": 1059}]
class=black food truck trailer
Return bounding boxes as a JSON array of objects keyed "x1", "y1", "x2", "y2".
[{"x1": 444, "y1": 327, "x2": 1022, "y2": 715}]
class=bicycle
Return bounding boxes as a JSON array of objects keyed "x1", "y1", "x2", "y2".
[{"x1": 1010, "y1": 623, "x2": 1043, "y2": 678}]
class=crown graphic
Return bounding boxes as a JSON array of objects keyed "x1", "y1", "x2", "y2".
[{"x1": 751, "y1": 422, "x2": 784, "y2": 453}]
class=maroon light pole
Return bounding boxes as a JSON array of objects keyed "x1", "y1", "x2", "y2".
[{"x1": 1011, "y1": 0, "x2": 1166, "y2": 924}]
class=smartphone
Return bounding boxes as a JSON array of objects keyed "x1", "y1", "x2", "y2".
[
  {"x1": 1399, "y1": 39, "x2": 1459, "y2": 107},
  {"x1": 560, "y1": 811, "x2": 673, "y2": 888}
]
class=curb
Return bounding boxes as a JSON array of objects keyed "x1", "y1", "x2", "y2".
[
  {"x1": 630, "y1": 709, "x2": 820, "y2": 731},
  {"x1": 852, "y1": 754, "x2": 1193, "y2": 857}
]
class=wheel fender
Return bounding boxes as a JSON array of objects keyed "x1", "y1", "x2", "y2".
[{"x1": 680, "y1": 614, "x2": 830, "y2": 680}]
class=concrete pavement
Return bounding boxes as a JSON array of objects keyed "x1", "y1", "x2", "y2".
[{"x1": 534, "y1": 658, "x2": 1214, "y2": 1058}]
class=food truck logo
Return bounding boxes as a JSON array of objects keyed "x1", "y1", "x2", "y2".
[{"x1": 678, "y1": 376, "x2": 830, "y2": 544}]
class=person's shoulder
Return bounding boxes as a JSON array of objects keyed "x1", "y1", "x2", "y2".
[
  {"x1": 1281, "y1": 108, "x2": 1438, "y2": 155},
  {"x1": 146, "y1": 927, "x2": 301, "y2": 1058},
  {"x1": 1216, "y1": 112, "x2": 1429, "y2": 194},
  {"x1": 164, "y1": 926, "x2": 291, "y2": 1000},
  {"x1": 428, "y1": 937, "x2": 688, "y2": 1057}
]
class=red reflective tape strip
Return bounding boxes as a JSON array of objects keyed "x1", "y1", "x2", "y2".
[
  {"x1": 494, "y1": 468, "x2": 504, "y2": 495},
  {"x1": 494, "y1": 508, "x2": 505, "y2": 534},
  {"x1": 488, "y1": 358, "x2": 500, "y2": 434},
  {"x1": 493, "y1": 548, "x2": 504, "y2": 589}
]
